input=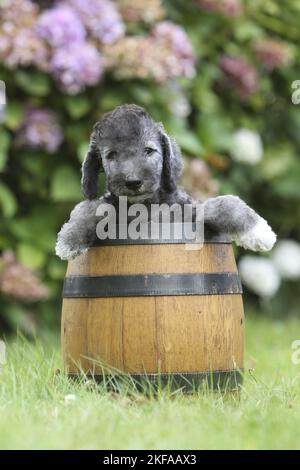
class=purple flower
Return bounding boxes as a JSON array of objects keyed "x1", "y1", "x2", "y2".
[
  {"x1": 37, "y1": 4, "x2": 86, "y2": 47},
  {"x1": 105, "y1": 21, "x2": 195, "y2": 82},
  {"x1": 66, "y1": 0, "x2": 124, "y2": 44},
  {"x1": 1, "y1": 27, "x2": 49, "y2": 70},
  {"x1": 0, "y1": 0, "x2": 38, "y2": 22},
  {"x1": 17, "y1": 108, "x2": 63, "y2": 153},
  {"x1": 152, "y1": 21, "x2": 196, "y2": 78},
  {"x1": 196, "y1": 0, "x2": 243, "y2": 17},
  {"x1": 253, "y1": 39, "x2": 294, "y2": 71},
  {"x1": 0, "y1": 0, "x2": 49, "y2": 70},
  {"x1": 51, "y1": 42, "x2": 104, "y2": 94},
  {"x1": 219, "y1": 55, "x2": 258, "y2": 98}
]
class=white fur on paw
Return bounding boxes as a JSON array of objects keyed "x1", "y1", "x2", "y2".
[
  {"x1": 55, "y1": 241, "x2": 88, "y2": 261},
  {"x1": 232, "y1": 218, "x2": 277, "y2": 252}
]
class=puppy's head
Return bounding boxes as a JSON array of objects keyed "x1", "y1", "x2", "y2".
[{"x1": 81, "y1": 104, "x2": 182, "y2": 201}]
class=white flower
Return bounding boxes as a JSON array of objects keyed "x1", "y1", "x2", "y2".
[
  {"x1": 272, "y1": 240, "x2": 300, "y2": 280},
  {"x1": 238, "y1": 256, "x2": 280, "y2": 297},
  {"x1": 230, "y1": 129, "x2": 263, "y2": 164},
  {"x1": 64, "y1": 394, "x2": 77, "y2": 404}
]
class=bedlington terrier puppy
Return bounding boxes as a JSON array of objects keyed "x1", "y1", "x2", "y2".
[{"x1": 56, "y1": 104, "x2": 276, "y2": 260}]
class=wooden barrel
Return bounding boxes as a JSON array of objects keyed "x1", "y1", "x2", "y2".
[{"x1": 61, "y1": 225, "x2": 244, "y2": 391}]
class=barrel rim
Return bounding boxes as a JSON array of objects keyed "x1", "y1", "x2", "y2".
[{"x1": 92, "y1": 223, "x2": 231, "y2": 246}]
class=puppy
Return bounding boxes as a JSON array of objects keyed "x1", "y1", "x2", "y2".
[{"x1": 56, "y1": 104, "x2": 276, "y2": 260}]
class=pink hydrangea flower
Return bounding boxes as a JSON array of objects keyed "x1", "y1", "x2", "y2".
[
  {"x1": 196, "y1": 0, "x2": 243, "y2": 17},
  {"x1": 152, "y1": 21, "x2": 196, "y2": 79},
  {"x1": 253, "y1": 39, "x2": 294, "y2": 71},
  {"x1": 0, "y1": 251, "x2": 48, "y2": 302},
  {"x1": 220, "y1": 55, "x2": 258, "y2": 98}
]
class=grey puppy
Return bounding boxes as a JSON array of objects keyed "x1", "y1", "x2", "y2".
[{"x1": 56, "y1": 104, "x2": 276, "y2": 260}]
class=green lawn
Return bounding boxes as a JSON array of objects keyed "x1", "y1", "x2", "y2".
[{"x1": 1, "y1": 313, "x2": 300, "y2": 450}]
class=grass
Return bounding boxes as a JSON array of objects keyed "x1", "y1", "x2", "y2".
[{"x1": 1, "y1": 312, "x2": 300, "y2": 450}]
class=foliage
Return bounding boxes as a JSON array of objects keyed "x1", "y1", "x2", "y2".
[{"x1": 0, "y1": 0, "x2": 300, "y2": 332}]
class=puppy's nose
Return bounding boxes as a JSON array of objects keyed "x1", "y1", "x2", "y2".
[{"x1": 125, "y1": 179, "x2": 142, "y2": 190}]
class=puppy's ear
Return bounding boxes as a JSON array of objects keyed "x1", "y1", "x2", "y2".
[
  {"x1": 160, "y1": 132, "x2": 182, "y2": 193},
  {"x1": 81, "y1": 124, "x2": 103, "y2": 200}
]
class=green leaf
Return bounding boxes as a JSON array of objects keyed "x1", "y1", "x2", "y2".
[
  {"x1": 273, "y1": 177, "x2": 300, "y2": 198},
  {"x1": 0, "y1": 128, "x2": 11, "y2": 171},
  {"x1": 197, "y1": 114, "x2": 232, "y2": 151},
  {"x1": 15, "y1": 70, "x2": 50, "y2": 97},
  {"x1": 131, "y1": 86, "x2": 154, "y2": 106},
  {"x1": 4, "y1": 304, "x2": 36, "y2": 335},
  {"x1": 17, "y1": 243, "x2": 46, "y2": 270},
  {"x1": 273, "y1": 166, "x2": 300, "y2": 198},
  {"x1": 48, "y1": 258, "x2": 66, "y2": 280},
  {"x1": 9, "y1": 210, "x2": 57, "y2": 253},
  {"x1": 176, "y1": 130, "x2": 204, "y2": 156},
  {"x1": 64, "y1": 95, "x2": 91, "y2": 119},
  {"x1": 234, "y1": 21, "x2": 264, "y2": 41},
  {"x1": 77, "y1": 141, "x2": 89, "y2": 163},
  {"x1": 260, "y1": 145, "x2": 295, "y2": 180},
  {"x1": 51, "y1": 165, "x2": 81, "y2": 201},
  {"x1": 4, "y1": 102, "x2": 24, "y2": 130},
  {"x1": 99, "y1": 92, "x2": 124, "y2": 112},
  {"x1": 0, "y1": 182, "x2": 17, "y2": 217},
  {"x1": 65, "y1": 123, "x2": 88, "y2": 147},
  {"x1": 20, "y1": 151, "x2": 46, "y2": 176}
]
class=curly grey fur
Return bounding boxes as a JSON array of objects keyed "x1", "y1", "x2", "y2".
[{"x1": 56, "y1": 104, "x2": 276, "y2": 260}]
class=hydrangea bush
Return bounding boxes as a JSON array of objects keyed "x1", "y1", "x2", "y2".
[{"x1": 0, "y1": 0, "x2": 300, "y2": 332}]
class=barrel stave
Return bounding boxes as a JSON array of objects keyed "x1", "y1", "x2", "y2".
[{"x1": 61, "y1": 239, "x2": 244, "y2": 389}]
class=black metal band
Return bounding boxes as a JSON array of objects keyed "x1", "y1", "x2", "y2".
[
  {"x1": 68, "y1": 369, "x2": 243, "y2": 392},
  {"x1": 63, "y1": 272, "x2": 242, "y2": 298},
  {"x1": 92, "y1": 224, "x2": 230, "y2": 246}
]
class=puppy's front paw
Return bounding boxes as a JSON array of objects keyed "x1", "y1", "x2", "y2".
[
  {"x1": 232, "y1": 218, "x2": 277, "y2": 252},
  {"x1": 55, "y1": 240, "x2": 88, "y2": 261}
]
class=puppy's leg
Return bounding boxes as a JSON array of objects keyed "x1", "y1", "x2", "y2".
[
  {"x1": 203, "y1": 195, "x2": 276, "y2": 251},
  {"x1": 56, "y1": 199, "x2": 100, "y2": 260}
]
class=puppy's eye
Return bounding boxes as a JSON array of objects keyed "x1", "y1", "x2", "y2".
[
  {"x1": 145, "y1": 147, "x2": 156, "y2": 156},
  {"x1": 106, "y1": 151, "x2": 117, "y2": 160}
]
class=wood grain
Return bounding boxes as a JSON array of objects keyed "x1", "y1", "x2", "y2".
[
  {"x1": 66, "y1": 244, "x2": 236, "y2": 276},
  {"x1": 61, "y1": 242, "x2": 244, "y2": 376}
]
